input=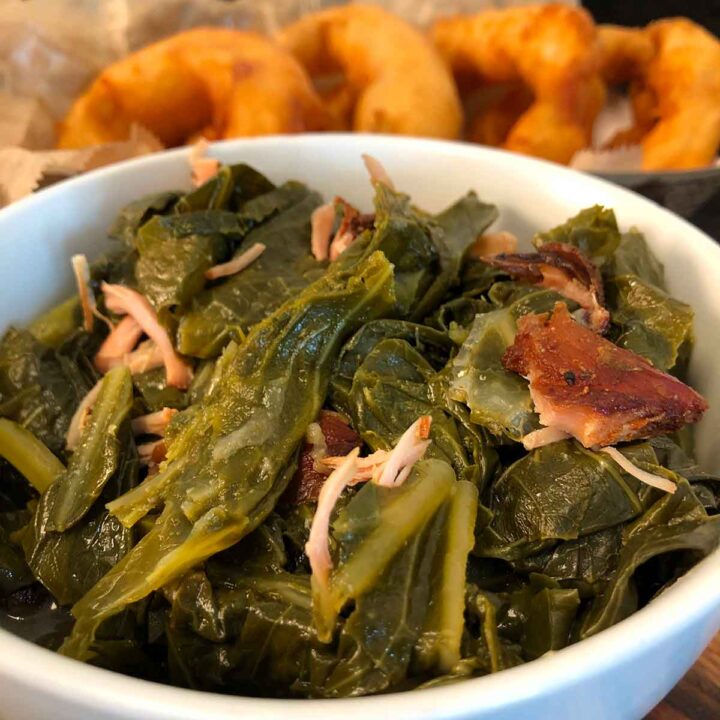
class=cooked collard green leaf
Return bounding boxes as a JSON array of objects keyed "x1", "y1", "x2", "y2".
[
  {"x1": 478, "y1": 441, "x2": 645, "y2": 560},
  {"x1": 60, "y1": 250, "x2": 396, "y2": 660},
  {"x1": 0, "y1": 161, "x2": 713, "y2": 701},
  {"x1": 606, "y1": 274, "x2": 693, "y2": 373},
  {"x1": 177, "y1": 185, "x2": 324, "y2": 358},
  {"x1": 533, "y1": 205, "x2": 621, "y2": 265}
]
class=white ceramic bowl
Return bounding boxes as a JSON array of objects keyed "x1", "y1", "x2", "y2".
[{"x1": 0, "y1": 135, "x2": 718, "y2": 720}]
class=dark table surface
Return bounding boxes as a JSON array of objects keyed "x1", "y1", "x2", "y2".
[{"x1": 647, "y1": 634, "x2": 720, "y2": 719}]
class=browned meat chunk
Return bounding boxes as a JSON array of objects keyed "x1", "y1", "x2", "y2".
[
  {"x1": 503, "y1": 303, "x2": 707, "y2": 447},
  {"x1": 483, "y1": 242, "x2": 609, "y2": 332},
  {"x1": 283, "y1": 410, "x2": 360, "y2": 505}
]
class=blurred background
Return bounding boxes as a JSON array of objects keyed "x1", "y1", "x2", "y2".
[
  {"x1": 583, "y1": 0, "x2": 720, "y2": 238},
  {"x1": 0, "y1": 0, "x2": 717, "y2": 223}
]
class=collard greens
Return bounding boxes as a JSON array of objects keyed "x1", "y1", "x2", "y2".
[{"x1": 0, "y1": 166, "x2": 716, "y2": 699}]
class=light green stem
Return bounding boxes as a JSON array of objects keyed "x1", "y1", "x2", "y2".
[{"x1": 0, "y1": 418, "x2": 65, "y2": 492}]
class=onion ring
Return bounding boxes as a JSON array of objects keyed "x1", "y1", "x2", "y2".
[
  {"x1": 432, "y1": 4, "x2": 605, "y2": 164},
  {"x1": 279, "y1": 4, "x2": 462, "y2": 139},
  {"x1": 58, "y1": 28, "x2": 330, "y2": 149}
]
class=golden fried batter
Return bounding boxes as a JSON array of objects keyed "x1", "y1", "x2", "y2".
[
  {"x1": 597, "y1": 25, "x2": 654, "y2": 85},
  {"x1": 58, "y1": 28, "x2": 330, "y2": 149},
  {"x1": 467, "y1": 83, "x2": 533, "y2": 147},
  {"x1": 432, "y1": 3, "x2": 605, "y2": 164},
  {"x1": 600, "y1": 19, "x2": 720, "y2": 169},
  {"x1": 279, "y1": 3, "x2": 462, "y2": 139},
  {"x1": 642, "y1": 19, "x2": 720, "y2": 170}
]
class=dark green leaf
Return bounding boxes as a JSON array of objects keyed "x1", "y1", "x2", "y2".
[
  {"x1": 39, "y1": 367, "x2": 133, "y2": 532},
  {"x1": 425, "y1": 296, "x2": 493, "y2": 337},
  {"x1": 513, "y1": 527, "x2": 622, "y2": 591},
  {"x1": 133, "y1": 368, "x2": 188, "y2": 412},
  {"x1": 315, "y1": 460, "x2": 455, "y2": 641},
  {"x1": 346, "y1": 338, "x2": 496, "y2": 488},
  {"x1": 174, "y1": 164, "x2": 274, "y2": 214},
  {"x1": 606, "y1": 275, "x2": 693, "y2": 373},
  {"x1": 409, "y1": 192, "x2": 497, "y2": 321},
  {"x1": 168, "y1": 570, "x2": 319, "y2": 696},
  {"x1": 61, "y1": 250, "x2": 396, "y2": 660},
  {"x1": 580, "y1": 479, "x2": 720, "y2": 638},
  {"x1": 28, "y1": 297, "x2": 82, "y2": 349},
  {"x1": 330, "y1": 319, "x2": 452, "y2": 412},
  {"x1": 134, "y1": 211, "x2": 237, "y2": 311},
  {"x1": 311, "y1": 515, "x2": 442, "y2": 697},
  {"x1": 0, "y1": 512, "x2": 33, "y2": 596},
  {"x1": 604, "y1": 229, "x2": 665, "y2": 288},
  {"x1": 478, "y1": 441, "x2": 644, "y2": 560},
  {"x1": 22, "y1": 421, "x2": 138, "y2": 606},
  {"x1": 463, "y1": 585, "x2": 524, "y2": 673},
  {"x1": 336, "y1": 184, "x2": 440, "y2": 317},
  {"x1": 176, "y1": 187, "x2": 324, "y2": 358},
  {"x1": 108, "y1": 191, "x2": 179, "y2": 247},
  {"x1": 0, "y1": 328, "x2": 97, "y2": 455},
  {"x1": 533, "y1": 205, "x2": 621, "y2": 265},
  {"x1": 522, "y1": 587, "x2": 580, "y2": 659}
]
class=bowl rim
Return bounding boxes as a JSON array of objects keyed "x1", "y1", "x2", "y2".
[
  {"x1": 596, "y1": 164, "x2": 720, "y2": 181},
  {"x1": 1, "y1": 133, "x2": 719, "y2": 719}
]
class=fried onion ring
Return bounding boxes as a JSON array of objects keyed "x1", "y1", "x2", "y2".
[
  {"x1": 597, "y1": 25, "x2": 654, "y2": 86},
  {"x1": 432, "y1": 3, "x2": 605, "y2": 164},
  {"x1": 279, "y1": 3, "x2": 462, "y2": 139},
  {"x1": 600, "y1": 19, "x2": 720, "y2": 169},
  {"x1": 58, "y1": 28, "x2": 330, "y2": 149},
  {"x1": 466, "y1": 83, "x2": 533, "y2": 148},
  {"x1": 641, "y1": 19, "x2": 720, "y2": 170}
]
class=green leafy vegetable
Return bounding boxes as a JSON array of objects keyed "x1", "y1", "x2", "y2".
[
  {"x1": 133, "y1": 368, "x2": 188, "y2": 412},
  {"x1": 0, "y1": 163, "x2": 713, "y2": 700},
  {"x1": 312, "y1": 517, "x2": 441, "y2": 697},
  {"x1": 177, "y1": 185, "x2": 324, "y2": 358},
  {"x1": 416, "y1": 480, "x2": 478, "y2": 673},
  {"x1": 134, "y1": 211, "x2": 235, "y2": 311},
  {"x1": 426, "y1": 296, "x2": 493, "y2": 337},
  {"x1": 174, "y1": 163, "x2": 274, "y2": 214},
  {"x1": 330, "y1": 319, "x2": 453, "y2": 411},
  {"x1": 580, "y1": 478, "x2": 720, "y2": 638},
  {"x1": 512, "y1": 528, "x2": 622, "y2": 591},
  {"x1": 60, "y1": 250, "x2": 396, "y2": 660},
  {"x1": 522, "y1": 586, "x2": 580, "y2": 658},
  {"x1": 336, "y1": 184, "x2": 440, "y2": 316},
  {"x1": 345, "y1": 337, "x2": 496, "y2": 487},
  {"x1": 409, "y1": 192, "x2": 497, "y2": 321},
  {"x1": 109, "y1": 191, "x2": 179, "y2": 247},
  {"x1": 447, "y1": 284, "x2": 568, "y2": 441},
  {"x1": 0, "y1": 510, "x2": 34, "y2": 596},
  {"x1": 448, "y1": 307, "x2": 537, "y2": 441},
  {"x1": 463, "y1": 585, "x2": 524, "y2": 674},
  {"x1": 23, "y1": 367, "x2": 136, "y2": 605},
  {"x1": 0, "y1": 328, "x2": 97, "y2": 455},
  {"x1": 168, "y1": 570, "x2": 320, "y2": 695},
  {"x1": 606, "y1": 275, "x2": 693, "y2": 373},
  {"x1": 605, "y1": 230, "x2": 665, "y2": 288},
  {"x1": 0, "y1": 419, "x2": 64, "y2": 493},
  {"x1": 478, "y1": 441, "x2": 644, "y2": 560},
  {"x1": 314, "y1": 459, "x2": 455, "y2": 641},
  {"x1": 29, "y1": 297, "x2": 82, "y2": 349},
  {"x1": 42, "y1": 367, "x2": 134, "y2": 532},
  {"x1": 533, "y1": 205, "x2": 621, "y2": 265}
]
